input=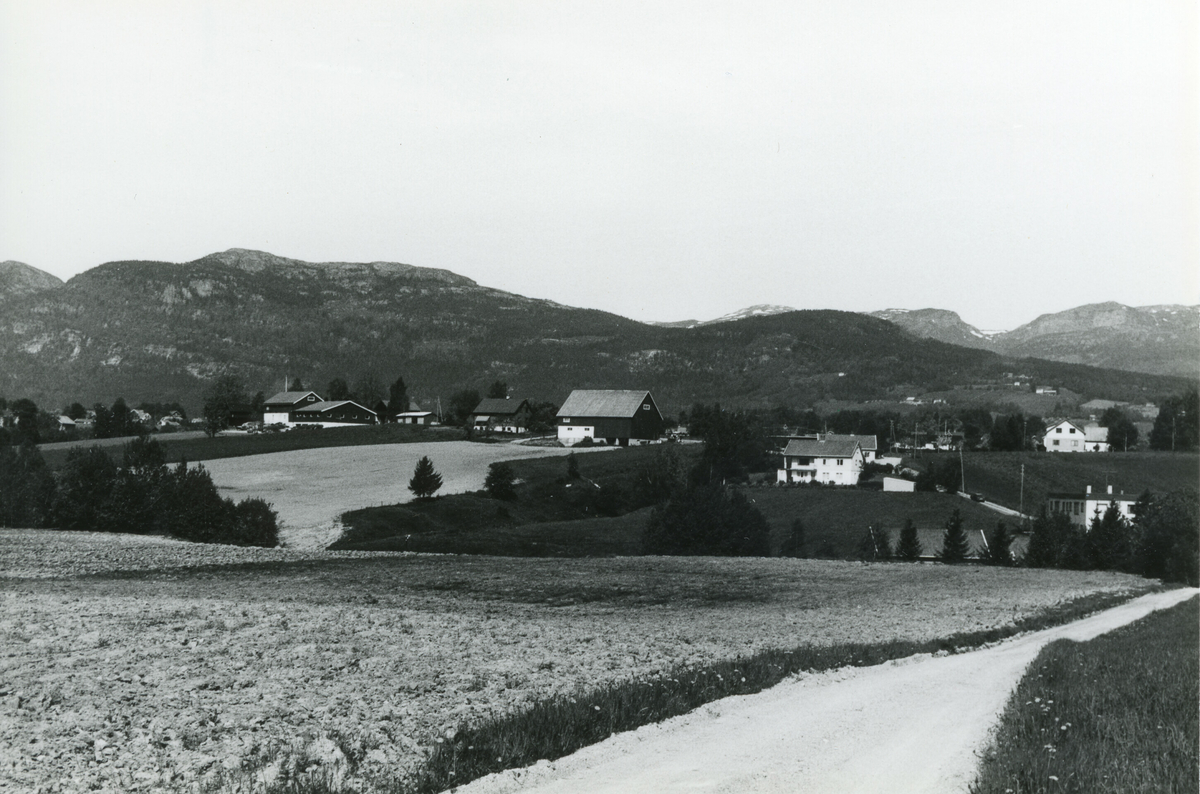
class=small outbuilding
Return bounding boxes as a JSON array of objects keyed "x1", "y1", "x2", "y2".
[
  {"x1": 882, "y1": 476, "x2": 916, "y2": 492},
  {"x1": 556, "y1": 390, "x2": 663, "y2": 446}
]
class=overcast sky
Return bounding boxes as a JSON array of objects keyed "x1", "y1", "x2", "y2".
[{"x1": 2, "y1": 1, "x2": 1196, "y2": 330}]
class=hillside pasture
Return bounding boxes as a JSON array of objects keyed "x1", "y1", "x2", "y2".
[
  {"x1": 0, "y1": 529, "x2": 1154, "y2": 794},
  {"x1": 959, "y1": 451, "x2": 1199, "y2": 513}
]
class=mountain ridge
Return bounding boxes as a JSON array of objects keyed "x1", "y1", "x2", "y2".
[
  {"x1": 0, "y1": 250, "x2": 1190, "y2": 412},
  {"x1": 871, "y1": 303, "x2": 1199, "y2": 379}
]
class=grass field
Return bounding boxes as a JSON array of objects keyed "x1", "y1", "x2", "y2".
[
  {"x1": 0, "y1": 529, "x2": 1154, "y2": 794},
  {"x1": 957, "y1": 450, "x2": 1199, "y2": 512},
  {"x1": 333, "y1": 444, "x2": 700, "y2": 554},
  {"x1": 37, "y1": 423, "x2": 457, "y2": 469},
  {"x1": 972, "y1": 595, "x2": 1198, "y2": 794}
]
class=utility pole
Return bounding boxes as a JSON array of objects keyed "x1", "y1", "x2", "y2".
[
  {"x1": 959, "y1": 445, "x2": 966, "y2": 493},
  {"x1": 1019, "y1": 463, "x2": 1025, "y2": 522}
]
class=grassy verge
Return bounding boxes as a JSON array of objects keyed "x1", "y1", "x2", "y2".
[
  {"x1": 39, "y1": 423, "x2": 457, "y2": 469},
  {"x1": 265, "y1": 588, "x2": 1148, "y2": 794},
  {"x1": 971, "y1": 594, "x2": 1198, "y2": 794}
]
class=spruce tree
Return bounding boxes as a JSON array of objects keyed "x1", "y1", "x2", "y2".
[
  {"x1": 408, "y1": 456, "x2": 443, "y2": 500},
  {"x1": 938, "y1": 508, "x2": 970, "y2": 563},
  {"x1": 895, "y1": 518, "x2": 923, "y2": 561},
  {"x1": 980, "y1": 521, "x2": 1014, "y2": 566}
]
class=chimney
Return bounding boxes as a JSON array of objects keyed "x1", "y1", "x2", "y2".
[{"x1": 1086, "y1": 485, "x2": 1092, "y2": 494}]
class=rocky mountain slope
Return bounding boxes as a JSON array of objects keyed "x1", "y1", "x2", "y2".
[
  {"x1": 872, "y1": 304, "x2": 1199, "y2": 379},
  {"x1": 0, "y1": 260, "x2": 63, "y2": 301},
  {"x1": 0, "y1": 250, "x2": 1186, "y2": 412}
]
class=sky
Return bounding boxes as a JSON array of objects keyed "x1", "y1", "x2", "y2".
[{"x1": 1, "y1": 1, "x2": 1196, "y2": 331}]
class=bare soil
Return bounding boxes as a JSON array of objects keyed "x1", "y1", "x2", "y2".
[{"x1": 0, "y1": 529, "x2": 1153, "y2": 793}]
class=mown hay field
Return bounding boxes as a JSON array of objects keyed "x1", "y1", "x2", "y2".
[{"x1": 0, "y1": 529, "x2": 1153, "y2": 793}]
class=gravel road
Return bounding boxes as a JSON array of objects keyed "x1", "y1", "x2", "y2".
[
  {"x1": 456, "y1": 588, "x2": 1199, "y2": 794},
  {"x1": 203, "y1": 441, "x2": 604, "y2": 548}
]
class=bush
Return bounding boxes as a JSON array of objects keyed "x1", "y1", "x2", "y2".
[
  {"x1": 232, "y1": 497, "x2": 281, "y2": 547},
  {"x1": 643, "y1": 484, "x2": 771, "y2": 557},
  {"x1": 779, "y1": 518, "x2": 808, "y2": 558},
  {"x1": 484, "y1": 462, "x2": 517, "y2": 501},
  {"x1": 53, "y1": 446, "x2": 119, "y2": 532},
  {"x1": 0, "y1": 442, "x2": 55, "y2": 528},
  {"x1": 1135, "y1": 491, "x2": 1199, "y2": 585}
]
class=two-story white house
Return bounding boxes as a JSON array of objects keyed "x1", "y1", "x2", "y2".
[
  {"x1": 1044, "y1": 420, "x2": 1110, "y2": 452},
  {"x1": 777, "y1": 436, "x2": 864, "y2": 485}
]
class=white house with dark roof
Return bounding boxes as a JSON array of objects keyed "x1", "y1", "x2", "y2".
[
  {"x1": 1044, "y1": 419, "x2": 1110, "y2": 452},
  {"x1": 778, "y1": 436, "x2": 864, "y2": 485},
  {"x1": 262, "y1": 390, "x2": 323, "y2": 426},
  {"x1": 556, "y1": 390, "x2": 663, "y2": 446}
]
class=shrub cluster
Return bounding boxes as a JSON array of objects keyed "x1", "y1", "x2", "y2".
[
  {"x1": 0, "y1": 437, "x2": 279, "y2": 547},
  {"x1": 643, "y1": 483, "x2": 771, "y2": 556},
  {"x1": 1024, "y1": 491, "x2": 1198, "y2": 585}
]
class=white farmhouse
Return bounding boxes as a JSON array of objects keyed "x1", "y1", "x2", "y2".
[
  {"x1": 777, "y1": 436, "x2": 863, "y2": 485},
  {"x1": 1043, "y1": 419, "x2": 1110, "y2": 452}
]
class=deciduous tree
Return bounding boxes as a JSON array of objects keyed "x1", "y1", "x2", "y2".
[{"x1": 484, "y1": 462, "x2": 517, "y2": 501}]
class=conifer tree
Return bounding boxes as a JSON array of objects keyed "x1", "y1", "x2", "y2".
[
  {"x1": 938, "y1": 509, "x2": 970, "y2": 563},
  {"x1": 408, "y1": 456, "x2": 443, "y2": 500},
  {"x1": 980, "y1": 521, "x2": 1014, "y2": 566},
  {"x1": 895, "y1": 518, "x2": 923, "y2": 561}
]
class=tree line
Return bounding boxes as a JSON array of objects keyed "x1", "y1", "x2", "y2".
[{"x1": 0, "y1": 437, "x2": 279, "y2": 546}]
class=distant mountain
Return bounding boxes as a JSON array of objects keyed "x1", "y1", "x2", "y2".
[
  {"x1": 652, "y1": 304, "x2": 797, "y2": 329},
  {"x1": 0, "y1": 250, "x2": 1185, "y2": 413},
  {"x1": 869, "y1": 308, "x2": 996, "y2": 350},
  {"x1": 872, "y1": 303, "x2": 1199, "y2": 379},
  {"x1": 0, "y1": 261, "x2": 63, "y2": 300}
]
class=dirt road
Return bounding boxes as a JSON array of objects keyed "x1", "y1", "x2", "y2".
[
  {"x1": 204, "y1": 441, "x2": 602, "y2": 548},
  {"x1": 457, "y1": 588, "x2": 1198, "y2": 794}
]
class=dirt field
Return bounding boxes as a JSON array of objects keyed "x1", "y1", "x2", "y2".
[
  {"x1": 0, "y1": 529, "x2": 1153, "y2": 793},
  {"x1": 203, "y1": 441, "x2": 607, "y2": 549}
]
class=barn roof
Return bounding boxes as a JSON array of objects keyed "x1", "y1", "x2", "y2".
[
  {"x1": 264, "y1": 390, "x2": 322, "y2": 406},
  {"x1": 294, "y1": 400, "x2": 376, "y2": 415},
  {"x1": 782, "y1": 438, "x2": 861, "y2": 458},
  {"x1": 472, "y1": 397, "x2": 529, "y2": 416},
  {"x1": 557, "y1": 390, "x2": 656, "y2": 419}
]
